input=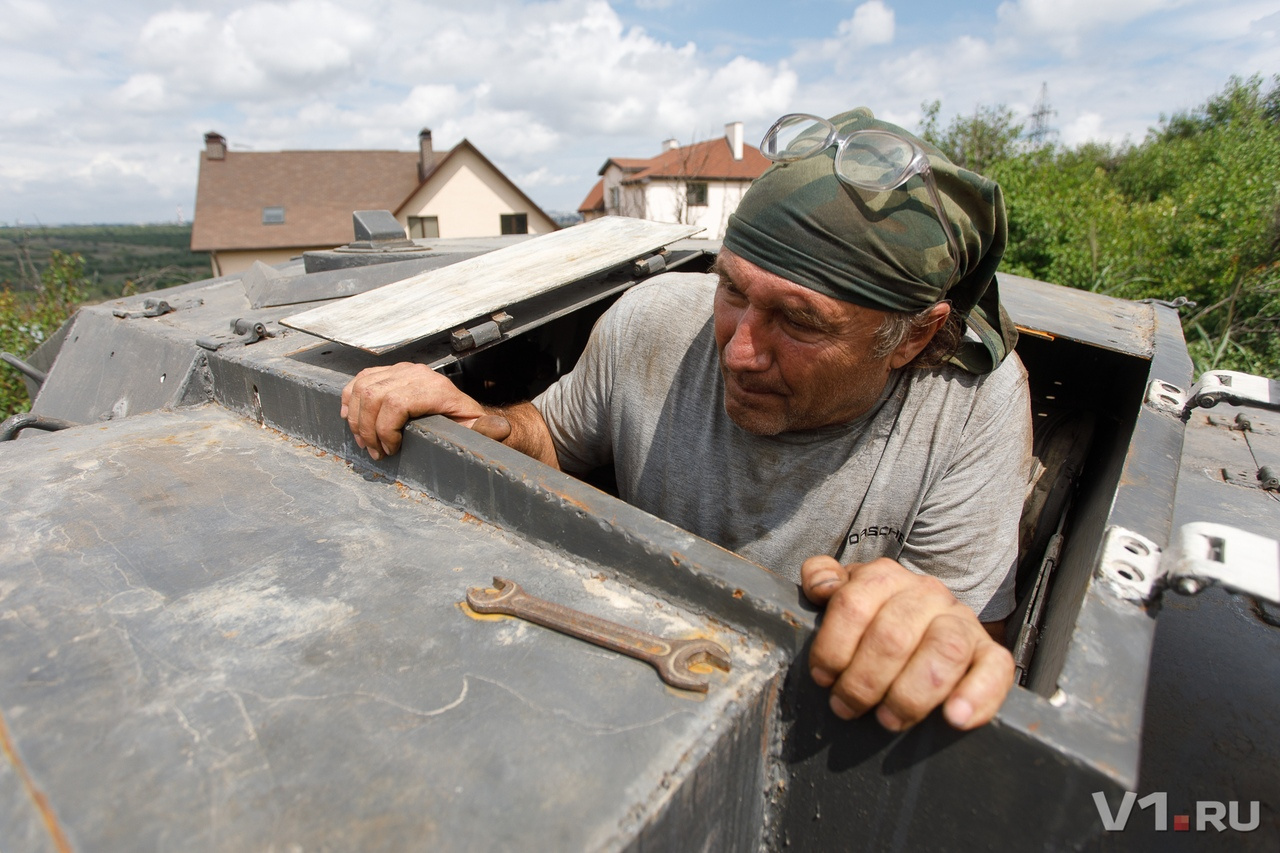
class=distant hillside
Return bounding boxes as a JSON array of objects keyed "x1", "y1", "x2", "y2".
[{"x1": 0, "y1": 224, "x2": 211, "y2": 299}]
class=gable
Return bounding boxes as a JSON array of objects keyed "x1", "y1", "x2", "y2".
[{"x1": 397, "y1": 141, "x2": 557, "y2": 238}]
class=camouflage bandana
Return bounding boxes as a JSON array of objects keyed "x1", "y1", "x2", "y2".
[{"x1": 723, "y1": 107, "x2": 1015, "y2": 373}]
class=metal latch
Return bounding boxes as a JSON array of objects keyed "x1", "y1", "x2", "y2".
[
  {"x1": 1097, "y1": 524, "x2": 1280, "y2": 604},
  {"x1": 451, "y1": 312, "x2": 514, "y2": 353},
  {"x1": 197, "y1": 318, "x2": 274, "y2": 351},
  {"x1": 1184, "y1": 371, "x2": 1280, "y2": 416},
  {"x1": 112, "y1": 298, "x2": 175, "y2": 320}
]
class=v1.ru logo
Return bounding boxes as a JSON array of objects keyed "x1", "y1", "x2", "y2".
[{"x1": 1093, "y1": 791, "x2": 1261, "y2": 832}]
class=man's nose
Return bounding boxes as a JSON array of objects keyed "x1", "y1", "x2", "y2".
[{"x1": 723, "y1": 309, "x2": 771, "y2": 372}]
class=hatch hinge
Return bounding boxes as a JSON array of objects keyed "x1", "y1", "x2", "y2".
[
  {"x1": 1097, "y1": 524, "x2": 1280, "y2": 605},
  {"x1": 1144, "y1": 379, "x2": 1187, "y2": 416},
  {"x1": 451, "y1": 312, "x2": 514, "y2": 353},
  {"x1": 112, "y1": 297, "x2": 175, "y2": 320},
  {"x1": 1183, "y1": 370, "x2": 1280, "y2": 416},
  {"x1": 197, "y1": 318, "x2": 274, "y2": 351}
]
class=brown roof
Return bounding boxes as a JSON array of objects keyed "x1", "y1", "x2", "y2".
[
  {"x1": 192, "y1": 149, "x2": 426, "y2": 251},
  {"x1": 596, "y1": 157, "x2": 651, "y2": 177},
  {"x1": 578, "y1": 178, "x2": 604, "y2": 214},
  {"x1": 621, "y1": 138, "x2": 769, "y2": 184}
]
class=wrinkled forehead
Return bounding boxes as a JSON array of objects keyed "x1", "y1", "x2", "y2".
[{"x1": 713, "y1": 248, "x2": 885, "y2": 327}]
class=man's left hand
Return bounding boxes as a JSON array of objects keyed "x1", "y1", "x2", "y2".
[{"x1": 801, "y1": 556, "x2": 1014, "y2": 732}]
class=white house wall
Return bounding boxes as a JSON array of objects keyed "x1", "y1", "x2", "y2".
[
  {"x1": 634, "y1": 179, "x2": 752, "y2": 241},
  {"x1": 399, "y1": 147, "x2": 555, "y2": 238}
]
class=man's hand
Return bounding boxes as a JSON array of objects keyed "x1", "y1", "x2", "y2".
[
  {"x1": 341, "y1": 362, "x2": 485, "y2": 460},
  {"x1": 340, "y1": 362, "x2": 560, "y2": 467},
  {"x1": 801, "y1": 555, "x2": 1014, "y2": 732}
]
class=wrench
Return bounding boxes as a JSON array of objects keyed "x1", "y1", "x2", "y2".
[{"x1": 466, "y1": 577, "x2": 731, "y2": 693}]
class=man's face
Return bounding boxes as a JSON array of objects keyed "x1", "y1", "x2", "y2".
[{"x1": 712, "y1": 250, "x2": 900, "y2": 436}]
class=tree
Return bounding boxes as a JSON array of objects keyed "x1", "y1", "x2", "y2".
[{"x1": 920, "y1": 100, "x2": 1025, "y2": 174}]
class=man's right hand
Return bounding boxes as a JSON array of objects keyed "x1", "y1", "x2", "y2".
[{"x1": 341, "y1": 362, "x2": 485, "y2": 460}]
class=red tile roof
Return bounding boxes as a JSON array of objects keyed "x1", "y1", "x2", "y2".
[
  {"x1": 577, "y1": 138, "x2": 769, "y2": 212},
  {"x1": 191, "y1": 149, "x2": 426, "y2": 251},
  {"x1": 578, "y1": 179, "x2": 604, "y2": 214},
  {"x1": 622, "y1": 137, "x2": 769, "y2": 183}
]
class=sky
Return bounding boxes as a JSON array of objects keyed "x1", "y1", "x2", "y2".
[{"x1": 1, "y1": 0, "x2": 1277, "y2": 225}]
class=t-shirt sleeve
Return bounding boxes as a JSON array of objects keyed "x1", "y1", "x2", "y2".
[
  {"x1": 531, "y1": 300, "x2": 621, "y2": 474},
  {"x1": 897, "y1": 358, "x2": 1033, "y2": 622}
]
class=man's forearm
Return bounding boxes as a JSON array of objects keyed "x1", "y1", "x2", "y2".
[{"x1": 478, "y1": 401, "x2": 561, "y2": 470}]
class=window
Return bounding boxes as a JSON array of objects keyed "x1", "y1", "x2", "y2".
[
  {"x1": 686, "y1": 182, "x2": 708, "y2": 207},
  {"x1": 501, "y1": 213, "x2": 528, "y2": 235},
  {"x1": 262, "y1": 206, "x2": 285, "y2": 225},
  {"x1": 408, "y1": 216, "x2": 439, "y2": 238},
  {"x1": 608, "y1": 187, "x2": 620, "y2": 211}
]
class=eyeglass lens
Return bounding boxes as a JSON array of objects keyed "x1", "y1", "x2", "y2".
[
  {"x1": 763, "y1": 115, "x2": 832, "y2": 160},
  {"x1": 837, "y1": 132, "x2": 919, "y2": 191}
]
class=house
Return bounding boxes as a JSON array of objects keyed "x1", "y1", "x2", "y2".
[
  {"x1": 191, "y1": 130, "x2": 557, "y2": 275},
  {"x1": 577, "y1": 122, "x2": 770, "y2": 241}
]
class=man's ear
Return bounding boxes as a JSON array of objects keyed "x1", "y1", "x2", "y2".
[{"x1": 887, "y1": 303, "x2": 951, "y2": 369}]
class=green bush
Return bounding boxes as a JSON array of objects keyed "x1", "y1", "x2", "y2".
[
  {"x1": 927, "y1": 75, "x2": 1280, "y2": 378},
  {"x1": 1, "y1": 250, "x2": 85, "y2": 418}
]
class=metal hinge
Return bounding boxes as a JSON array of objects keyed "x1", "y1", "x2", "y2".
[
  {"x1": 197, "y1": 318, "x2": 274, "y2": 351},
  {"x1": 451, "y1": 312, "x2": 514, "y2": 353},
  {"x1": 112, "y1": 297, "x2": 175, "y2": 319},
  {"x1": 1097, "y1": 524, "x2": 1280, "y2": 604},
  {"x1": 1145, "y1": 379, "x2": 1188, "y2": 416},
  {"x1": 1184, "y1": 371, "x2": 1280, "y2": 416}
]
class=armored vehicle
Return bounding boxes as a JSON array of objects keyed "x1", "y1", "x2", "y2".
[{"x1": 2, "y1": 213, "x2": 1277, "y2": 850}]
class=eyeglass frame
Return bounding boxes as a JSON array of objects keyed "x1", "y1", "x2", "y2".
[{"x1": 759, "y1": 113, "x2": 963, "y2": 291}]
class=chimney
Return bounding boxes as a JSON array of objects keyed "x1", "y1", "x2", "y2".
[
  {"x1": 725, "y1": 121, "x2": 744, "y2": 160},
  {"x1": 204, "y1": 132, "x2": 226, "y2": 160},
  {"x1": 662, "y1": 138, "x2": 679, "y2": 152},
  {"x1": 419, "y1": 129, "x2": 434, "y2": 180}
]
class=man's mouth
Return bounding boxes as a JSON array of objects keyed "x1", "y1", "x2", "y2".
[{"x1": 725, "y1": 370, "x2": 785, "y2": 397}]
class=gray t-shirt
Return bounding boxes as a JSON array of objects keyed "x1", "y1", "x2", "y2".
[{"x1": 533, "y1": 273, "x2": 1032, "y2": 620}]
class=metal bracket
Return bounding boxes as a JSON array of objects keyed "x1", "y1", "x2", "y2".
[
  {"x1": 1184, "y1": 370, "x2": 1280, "y2": 415},
  {"x1": 112, "y1": 297, "x2": 175, "y2": 320},
  {"x1": 1145, "y1": 379, "x2": 1187, "y2": 416},
  {"x1": 450, "y1": 312, "x2": 514, "y2": 353},
  {"x1": 1164, "y1": 523, "x2": 1280, "y2": 603},
  {"x1": 1096, "y1": 527, "x2": 1164, "y2": 602},
  {"x1": 632, "y1": 252, "x2": 667, "y2": 277},
  {"x1": 197, "y1": 318, "x2": 274, "y2": 351}
]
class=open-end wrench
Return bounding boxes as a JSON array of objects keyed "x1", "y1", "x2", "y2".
[{"x1": 466, "y1": 576, "x2": 731, "y2": 693}]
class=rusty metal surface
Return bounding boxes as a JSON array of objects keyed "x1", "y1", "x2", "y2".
[
  {"x1": 0, "y1": 406, "x2": 783, "y2": 851},
  {"x1": 1001, "y1": 273, "x2": 1157, "y2": 358}
]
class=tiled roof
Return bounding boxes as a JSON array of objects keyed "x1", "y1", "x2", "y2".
[
  {"x1": 621, "y1": 138, "x2": 769, "y2": 183},
  {"x1": 578, "y1": 179, "x2": 604, "y2": 214},
  {"x1": 191, "y1": 149, "x2": 427, "y2": 251},
  {"x1": 596, "y1": 157, "x2": 651, "y2": 176}
]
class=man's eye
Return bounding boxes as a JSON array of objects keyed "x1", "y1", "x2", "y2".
[{"x1": 783, "y1": 314, "x2": 819, "y2": 333}]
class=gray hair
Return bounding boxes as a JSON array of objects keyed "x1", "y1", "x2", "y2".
[{"x1": 873, "y1": 302, "x2": 963, "y2": 368}]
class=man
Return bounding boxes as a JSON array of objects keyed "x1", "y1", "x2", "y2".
[{"x1": 342, "y1": 108, "x2": 1032, "y2": 733}]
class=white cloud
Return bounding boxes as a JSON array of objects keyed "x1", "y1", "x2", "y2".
[
  {"x1": 838, "y1": 1, "x2": 895, "y2": 48},
  {"x1": 0, "y1": 0, "x2": 58, "y2": 43},
  {"x1": 1061, "y1": 111, "x2": 1108, "y2": 146},
  {"x1": 996, "y1": 0, "x2": 1187, "y2": 55},
  {"x1": 0, "y1": 0, "x2": 1277, "y2": 223},
  {"x1": 133, "y1": 1, "x2": 377, "y2": 101}
]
